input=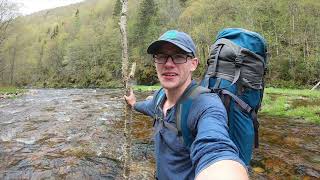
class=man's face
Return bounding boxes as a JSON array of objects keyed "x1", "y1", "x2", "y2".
[{"x1": 154, "y1": 43, "x2": 198, "y2": 91}]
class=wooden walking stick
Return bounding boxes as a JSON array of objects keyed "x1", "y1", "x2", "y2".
[{"x1": 119, "y1": 0, "x2": 135, "y2": 179}]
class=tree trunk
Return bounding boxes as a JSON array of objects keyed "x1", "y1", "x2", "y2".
[
  {"x1": 38, "y1": 42, "x2": 44, "y2": 79},
  {"x1": 0, "y1": 56, "x2": 3, "y2": 84},
  {"x1": 10, "y1": 37, "x2": 17, "y2": 85},
  {"x1": 273, "y1": 23, "x2": 279, "y2": 56}
]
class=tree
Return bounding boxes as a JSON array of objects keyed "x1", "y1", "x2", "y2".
[
  {"x1": 133, "y1": 0, "x2": 158, "y2": 50},
  {"x1": 9, "y1": 36, "x2": 18, "y2": 84},
  {"x1": 113, "y1": 0, "x2": 122, "y2": 17},
  {"x1": 131, "y1": 0, "x2": 159, "y2": 85},
  {"x1": 0, "y1": 0, "x2": 18, "y2": 85},
  {"x1": 0, "y1": 0, "x2": 319, "y2": 88},
  {"x1": 0, "y1": 0, "x2": 19, "y2": 46}
]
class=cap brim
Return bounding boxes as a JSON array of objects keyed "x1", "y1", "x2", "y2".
[{"x1": 147, "y1": 40, "x2": 192, "y2": 54}]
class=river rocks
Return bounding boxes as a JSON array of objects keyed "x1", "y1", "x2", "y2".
[
  {"x1": 0, "y1": 92, "x2": 23, "y2": 99},
  {"x1": 295, "y1": 165, "x2": 320, "y2": 178},
  {"x1": 283, "y1": 136, "x2": 302, "y2": 147},
  {"x1": 309, "y1": 155, "x2": 320, "y2": 164},
  {"x1": 31, "y1": 170, "x2": 54, "y2": 180},
  {"x1": 252, "y1": 167, "x2": 265, "y2": 173}
]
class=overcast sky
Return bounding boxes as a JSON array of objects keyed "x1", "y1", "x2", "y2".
[{"x1": 12, "y1": 0, "x2": 85, "y2": 15}]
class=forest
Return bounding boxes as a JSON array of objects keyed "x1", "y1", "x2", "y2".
[{"x1": 0, "y1": 0, "x2": 319, "y2": 88}]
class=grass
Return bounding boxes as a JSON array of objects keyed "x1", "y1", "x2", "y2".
[
  {"x1": 265, "y1": 87, "x2": 320, "y2": 98},
  {"x1": 0, "y1": 86, "x2": 25, "y2": 98},
  {"x1": 133, "y1": 85, "x2": 160, "y2": 91},
  {"x1": 262, "y1": 88, "x2": 320, "y2": 123}
]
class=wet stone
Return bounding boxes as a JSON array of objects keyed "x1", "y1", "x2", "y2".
[
  {"x1": 253, "y1": 167, "x2": 265, "y2": 173},
  {"x1": 31, "y1": 170, "x2": 54, "y2": 180},
  {"x1": 295, "y1": 165, "x2": 320, "y2": 178},
  {"x1": 16, "y1": 159, "x2": 33, "y2": 170},
  {"x1": 309, "y1": 155, "x2": 320, "y2": 164},
  {"x1": 131, "y1": 142, "x2": 154, "y2": 161},
  {"x1": 3, "y1": 169, "x2": 33, "y2": 180}
]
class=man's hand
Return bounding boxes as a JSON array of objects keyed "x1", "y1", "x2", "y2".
[
  {"x1": 124, "y1": 88, "x2": 136, "y2": 108},
  {"x1": 196, "y1": 160, "x2": 248, "y2": 180}
]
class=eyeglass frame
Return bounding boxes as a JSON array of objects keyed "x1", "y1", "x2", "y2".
[{"x1": 152, "y1": 53, "x2": 195, "y2": 64}]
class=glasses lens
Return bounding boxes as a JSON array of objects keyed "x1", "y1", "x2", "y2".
[
  {"x1": 154, "y1": 53, "x2": 192, "y2": 64},
  {"x1": 154, "y1": 54, "x2": 168, "y2": 64},
  {"x1": 172, "y1": 54, "x2": 188, "y2": 64}
]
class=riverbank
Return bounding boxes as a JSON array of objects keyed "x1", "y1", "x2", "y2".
[
  {"x1": 134, "y1": 85, "x2": 320, "y2": 124},
  {"x1": 0, "y1": 87, "x2": 25, "y2": 99},
  {"x1": 2, "y1": 85, "x2": 319, "y2": 124}
]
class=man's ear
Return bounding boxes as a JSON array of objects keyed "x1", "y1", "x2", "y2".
[{"x1": 190, "y1": 58, "x2": 199, "y2": 72}]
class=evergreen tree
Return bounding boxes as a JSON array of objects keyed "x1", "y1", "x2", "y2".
[{"x1": 113, "y1": 0, "x2": 122, "y2": 17}]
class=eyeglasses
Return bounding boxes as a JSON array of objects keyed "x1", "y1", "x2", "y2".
[{"x1": 153, "y1": 53, "x2": 194, "y2": 64}]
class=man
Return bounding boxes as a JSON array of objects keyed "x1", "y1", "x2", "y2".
[{"x1": 124, "y1": 30, "x2": 248, "y2": 180}]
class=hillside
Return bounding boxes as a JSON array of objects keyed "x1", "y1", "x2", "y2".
[{"x1": 1, "y1": 0, "x2": 319, "y2": 88}]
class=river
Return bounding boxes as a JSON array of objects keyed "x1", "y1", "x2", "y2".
[{"x1": 0, "y1": 89, "x2": 319, "y2": 179}]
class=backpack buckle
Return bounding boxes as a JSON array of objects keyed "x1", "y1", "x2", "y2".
[
  {"x1": 210, "y1": 88, "x2": 221, "y2": 94},
  {"x1": 153, "y1": 114, "x2": 163, "y2": 127},
  {"x1": 235, "y1": 56, "x2": 243, "y2": 67}
]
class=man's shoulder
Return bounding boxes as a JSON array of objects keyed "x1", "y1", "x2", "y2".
[
  {"x1": 186, "y1": 91, "x2": 226, "y2": 120},
  {"x1": 193, "y1": 92, "x2": 223, "y2": 107},
  {"x1": 186, "y1": 91, "x2": 228, "y2": 134}
]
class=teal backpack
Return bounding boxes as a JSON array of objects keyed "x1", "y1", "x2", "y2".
[{"x1": 154, "y1": 28, "x2": 268, "y2": 165}]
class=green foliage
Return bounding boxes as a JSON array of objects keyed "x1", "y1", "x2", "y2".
[
  {"x1": 135, "y1": 62, "x2": 158, "y2": 85},
  {"x1": 132, "y1": 0, "x2": 159, "y2": 53},
  {"x1": 0, "y1": 0, "x2": 319, "y2": 88},
  {"x1": 113, "y1": 0, "x2": 122, "y2": 17}
]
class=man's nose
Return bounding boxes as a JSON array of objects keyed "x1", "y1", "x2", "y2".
[{"x1": 164, "y1": 56, "x2": 175, "y2": 66}]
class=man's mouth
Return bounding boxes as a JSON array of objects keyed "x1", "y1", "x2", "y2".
[{"x1": 162, "y1": 72, "x2": 178, "y2": 77}]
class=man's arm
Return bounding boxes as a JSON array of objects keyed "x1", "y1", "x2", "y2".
[
  {"x1": 195, "y1": 160, "x2": 248, "y2": 180},
  {"x1": 124, "y1": 88, "x2": 155, "y2": 117},
  {"x1": 189, "y1": 94, "x2": 248, "y2": 180}
]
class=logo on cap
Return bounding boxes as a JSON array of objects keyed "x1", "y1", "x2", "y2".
[{"x1": 161, "y1": 30, "x2": 177, "y2": 40}]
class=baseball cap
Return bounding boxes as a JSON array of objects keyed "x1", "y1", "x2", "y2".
[{"x1": 147, "y1": 30, "x2": 196, "y2": 56}]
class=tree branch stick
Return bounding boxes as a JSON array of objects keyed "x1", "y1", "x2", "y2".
[{"x1": 119, "y1": 0, "x2": 132, "y2": 179}]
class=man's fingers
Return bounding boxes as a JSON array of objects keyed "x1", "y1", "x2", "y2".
[
  {"x1": 125, "y1": 87, "x2": 133, "y2": 97},
  {"x1": 129, "y1": 88, "x2": 133, "y2": 96}
]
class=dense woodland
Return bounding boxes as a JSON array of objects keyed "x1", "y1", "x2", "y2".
[{"x1": 0, "y1": 0, "x2": 319, "y2": 88}]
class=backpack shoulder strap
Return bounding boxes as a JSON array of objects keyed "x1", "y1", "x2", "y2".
[
  {"x1": 154, "y1": 87, "x2": 165, "y2": 108},
  {"x1": 176, "y1": 85, "x2": 211, "y2": 147},
  {"x1": 153, "y1": 88, "x2": 181, "y2": 134},
  {"x1": 153, "y1": 87, "x2": 165, "y2": 127}
]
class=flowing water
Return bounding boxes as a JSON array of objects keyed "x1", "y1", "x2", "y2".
[
  {"x1": 0, "y1": 89, "x2": 154, "y2": 179},
  {"x1": 0, "y1": 89, "x2": 319, "y2": 179}
]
